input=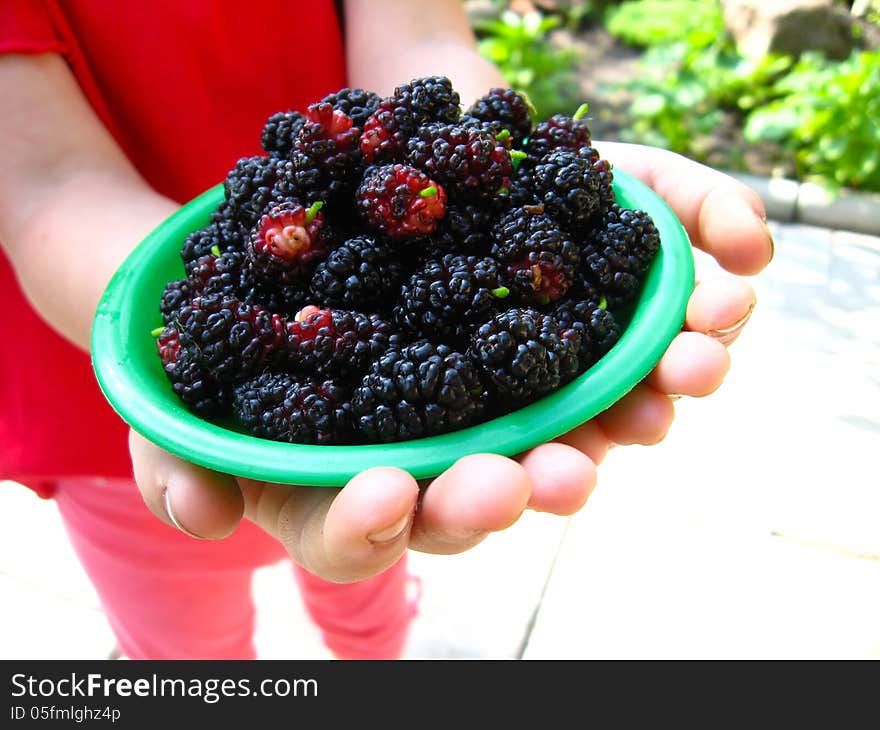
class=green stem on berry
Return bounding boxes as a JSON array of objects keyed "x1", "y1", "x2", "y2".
[
  {"x1": 305, "y1": 201, "x2": 324, "y2": 224},
  {"x1": 491, "y1": 286, "x2": 510, "y2": 299},
  {"x1": 510, "y1": 150, "x2": 528, "y2": 171},
  {"x1": 150, "y1": 326, "x2": 165, "y2": 337},
  {"x1": 599, "y1": 296, "x2": 607, "y2": 310},
  {"x1": 419, "y1": 186, "x2": 438, "y2": 198},
  {"x1": 517, "y1": 90, "x2": 537, "y2": 119},
  {"x1": 210, "y1": 244, "x2": 221, "y2": 257},
  {"x1": 498, "y1": 187, "x2": 510, "y2": 196},
  {"x1": 573, "y1": 103, "x2": 590, "y2": 121},
  {"x1": 495, "y1": 129, "x2": 511, "y2": 143}
]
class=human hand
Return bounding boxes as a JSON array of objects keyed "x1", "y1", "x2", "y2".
[
  {"x1": 129, "y1": 430, "x2": 596, "y2": 583},
  {"x1": 129, "y1": 143, "x2": 772, "y2": 584},
  {"x1": 555, "y1": 141, "x2": 773, "y2": 463}
]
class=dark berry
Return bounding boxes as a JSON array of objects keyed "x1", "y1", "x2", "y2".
[
  {"x1": 188, "y1": 249, "x2": 245, "y2": 294},
  {"x1": 490, "y1": 205, "x2": 579, "y2": 305},
  {"x1": 530, "y1": 150, "x2": 604, "y2": 231},
  {"x1": 319, "y1": 88, "x2": 381, "y2": 129},
  {"x1": 466, "y1": 88, "x2": 533, "y2": 145},
  {"x1": 223, "y1": 156, "x2": 279, "y2": 227},
  {"x1": 406, "y1": 123, "x2": 513, "y2": 201},
  {"x1": 166, "y1": 249, "x2": 260, "y2": 324},
  {"x1": 285, "y1": 309, "x2": 397, "y2": 378},
  {"x1": 467, "y1": 308, "x2": 581, "y2": 406},
  {"x1": 356, "y1": 164, "x2": 446, "y2": 239},
  {"x1": 360, "y1": 76, "x2": 461, "y2": 164},
  {"x1": 351, "y1": 340, "x2": 484, "y2": 442},
  {"x1": 423, "y1": 201, "x2": 495, "y2": 258},
  {"x1": 575, "y1": 146, "x2": 615, "y2": 215},
  {"x1": 602, "y1": 205, "x2": 661, "y2": 278},
  {"x1": 209, "y1": 200, "x2": 237, "y2": 225},
  {"x1": 174, "y1": 295, "x2": 288, "y2": 385},
  {"x1": 245, "y1": 280, "x2": 312, "y2": 317},
  {"x1": 309, "y1": 235, "x2": 404, "y2": 310},
  {"x1": 272, "y1": 104, "x2": 362, "y2": 205},
  {"x1": 179, "y1": 245, "x2": 304, "y2": 316},
  {"x1": 553, "y1": 299, "x2": 621, "y2": 368},
  {"x1": 233, "y1": 372, "x2": 352, "y2": 444},
  {"x1": 582, "y1": 204, "x2": 661, "y2": 308},
  {"x1": 392, "y1": 76, "x2": 461, "y2": 125},
  {"x1": 180, "y1": 218, "x2": 247, "y2": 274},
  {"x1": 360, "y1": 99, "x2": 415, "y2": 165},
  {"x1": 157, "y1": 325, "x2": 230, "y2": 417},
  {"x1": 507, "y1": 174, "x2": 539, "y2": 208},
  {"x1": 525, "y1": 111, "x2": 592, "y2": 162},
  {"x1": 424, "y1": 204, "x2": 494, "y2": 259},
  {"x1": 395, "y1": 255, "x2": 507, "y2": 344},
  {"x1": 457, "y1": 114, "x2": 506, "y2": 137},
  {"x1": 160, "y1": 280, "x2": 191, "y2": 324},
  {"x1": 261, "y1": 110, "x2": 306, "y2": 157}
]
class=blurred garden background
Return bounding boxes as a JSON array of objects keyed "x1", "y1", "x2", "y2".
[{"x1": 468, "y1": 0, "x2": 880, "y2": 193}]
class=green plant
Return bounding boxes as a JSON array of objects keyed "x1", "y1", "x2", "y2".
[
  {"x1": 602, "y1": 0, "x2": 880, "y2": 190},
  {"x1": 851, "y1": 0, "x2": 880, "y2": 25},
  {"x1": 615, "y1": 44, "x2": 724, "y2": 157},
  {"x1": 605, "y1": 0, "x2": 789, "y2": 160},
  {"x1": 604, "y1": 0, "x2": 724, "y2": 48},
  {"x1": 474, "y1": 9, "x2": 581, "y2": 118},
  {"x1": 744, "y1": 50, "x2": 880, "y2": 190},
  {"x1": 612, "y1": 39, "x2": 791, "y2": 161},
  {"x1": 540, "y1": 0, "x2": 612, "y2": 30}
]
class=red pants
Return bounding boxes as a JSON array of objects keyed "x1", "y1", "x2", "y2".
[{"x1": 52, "y1": 478, "x2": 415, "y2": 660}]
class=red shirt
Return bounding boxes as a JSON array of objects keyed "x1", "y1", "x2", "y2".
[{"x1": 0, "y1": 0, "x2": 347, "y2": 490}]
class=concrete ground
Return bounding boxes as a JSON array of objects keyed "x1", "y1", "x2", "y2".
[{"x1": 2, "y1": 219, "x2": 878, "y2": 660}]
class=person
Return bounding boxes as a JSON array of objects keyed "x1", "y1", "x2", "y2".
[{"x1": 0, "y1": 0, "x2": 771, "y2": 660}]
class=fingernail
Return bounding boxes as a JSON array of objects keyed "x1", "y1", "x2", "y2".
[
  {"x1": 759, "y1": 217, "x2": 775, "y2": 263},
  {"x1": 668, "y1": 394, "x2": 684, "y2": 402},
  {"x1": 163, "y1": 487, "x2": 207, "y2": 540},
  {"x1": 367, "y1": 512, "x2": 412, "y2": 545},
  {"x1": 707, "y1": 301, "x2": 755, "y2": 346}
]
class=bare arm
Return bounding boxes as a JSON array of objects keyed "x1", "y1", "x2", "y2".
[
  {"x1": 343, "y1": 0, "x2": 506, "y2": 105},
  {"x1": 0, "y1": 54, "x2": 178, "y2": 351}
]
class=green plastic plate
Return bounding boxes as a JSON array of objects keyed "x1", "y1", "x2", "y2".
[{"x1": 91, "y1": 170, "x2": 694, "y2": 486}]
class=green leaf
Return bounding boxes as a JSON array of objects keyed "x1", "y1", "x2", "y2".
[
  {"x1": 630, "y1": 93, "x2": 669, "y2": 116},
  {"x1": 744, "y1": 105, "x2": 801, "y2": 142},
  {"x1": 604, "y1": 0, "x2": 723, "y2": 48}
]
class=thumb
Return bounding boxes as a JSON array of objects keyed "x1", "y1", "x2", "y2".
[{"x1": 129, "y1": 429, "x2": 244, "y2": 539}]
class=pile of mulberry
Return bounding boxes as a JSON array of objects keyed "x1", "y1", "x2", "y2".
[{"x1": 155, "y1": 77, "x2": 663, "y2": 445}]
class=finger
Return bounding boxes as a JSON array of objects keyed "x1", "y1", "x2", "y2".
[
  {"x1": 599, "y1": 141, "x2": 774, "y2": 276},
  {"x1": 238, "y1": 467, "x2": 419, "y2": 584},
  {"x1": 518, "y1": 442, "x2": 598, "y2": 515},
  {"x1": 408, "y1": 454, "x2": 532, "y2": 555},
  {"x1": 645, "y1": 331, "x2": 730, "y2": 397},
  {"x1": 554, "y1": 418, "x2": 612, "y2": 465},
  {"x1": 686, "y1": 276, "x2": 756, "y2": 346},
  {"x1": 595, "y1": 383, "x2": 675, "y2": 445},
  {"x1": 128, "y1": 430, "x2": 243, "y2": 540}
]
